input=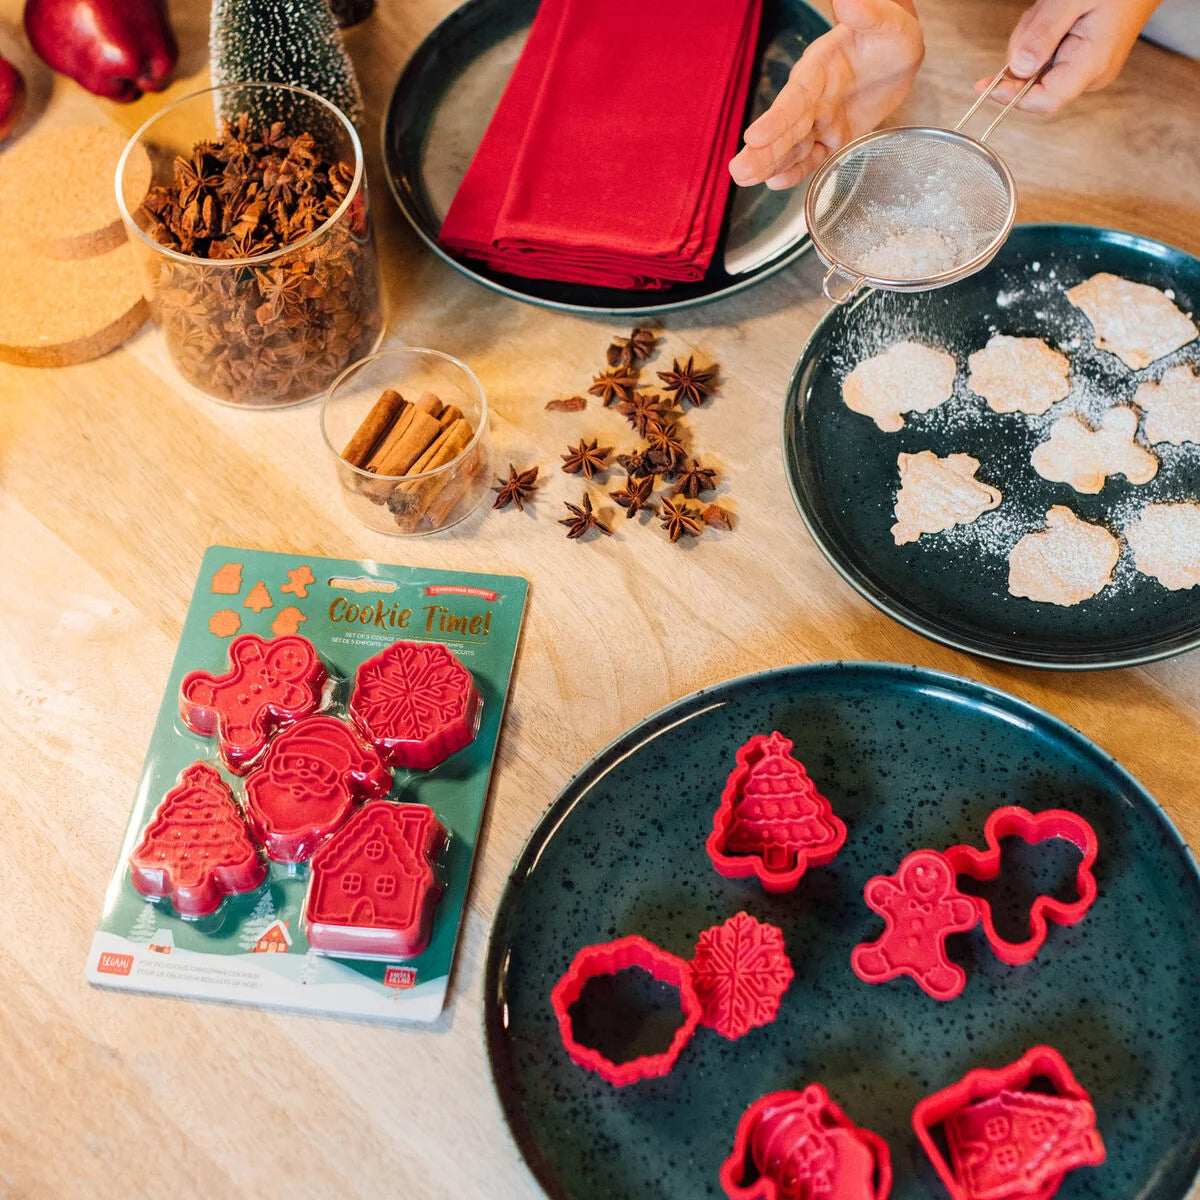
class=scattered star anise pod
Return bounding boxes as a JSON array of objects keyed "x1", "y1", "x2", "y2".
[
  {"x1": 610, "y1": 475, "x2": 656, "y2": 518},
  {"x1": 561, "y1": 438, "x2": 611, "y2": 479},
  {"x1": 492, "y1": 464, "x2": 539, "y2": 512},
  {"x1": 645, "y1": 422, "x2": 687, "y2": 473},
  {"x1": 703, "y1": 504, "x2": 734, "y2": 530},
  {"x1": 615, "y1": 391, "x2": 676, "y2": 437},
  {"x1": 657, "y1": 355, "x2": 719, "y2": 407},
  {"x1": 606, "y1": 326, "x2": 660, "y2": 367},
  {"x1": 617, "y1": 450, "x2": 657, "y2": 479},
  {"x1": 672, "y1": 459, "x2": 718, "y2": 499},
  {"x1": 560, "y1": 493, "x2": 613, "y2": 540},
  {"x1": 659, "y1": 497, "x2": 705, "y2": 543},
  {"x1": 588, "y1": 367, "x2": 639, "y2": 406}
]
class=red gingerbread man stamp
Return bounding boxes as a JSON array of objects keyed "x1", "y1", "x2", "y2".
[
  {"x1": 179, "y1": 633, "x2": 327, "y2": 773},
  {"x1": 851, "y1": 849, "x2": 979, "y2": 1001}
]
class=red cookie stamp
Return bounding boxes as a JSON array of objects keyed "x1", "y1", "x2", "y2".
[
  {"x1": 304, "y1": 801, "x2": 445, "y2": 959},
  {"x1": 180, "y1": 633, "x2": 327, "y2": 773},
  {"x1": 707, "y1": 732, "x2": 847, "y2": 893},
  {"x1": 550, "y1": 935, "x2": 702, "y2": 1087},
  {"x1": 943, "y1": 806, "x2": 1099, "y2": 966},
  {"x1": 851, "y1": 849, "x2": 979, "y2": 1001},
  {"x1": 129, "y1": 762, "x2": 266, "y2": 918},
  {"x1": 720, "y1": 1083, "x2": 893, "y2": 1200},
  {"x1": 690, "y1": 912, "x2": 794, "y2": 1040},
  {"x1": 244, "y1": 716, "x2": 392, "y2": 863},
  {"x1": 912, "y1": 1045, "x2": 1106, "y2": 1200},
  {"x1": 350, "y1": 640, "x2": 482, "y2": 770}
]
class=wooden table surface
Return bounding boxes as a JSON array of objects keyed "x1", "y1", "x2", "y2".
[{"x1": 1, "y1": 1, "x2": 1198, "y2": 1196}]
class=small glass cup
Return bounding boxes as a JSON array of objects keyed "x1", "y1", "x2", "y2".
[
  {"x1": 321, "y1": 347, "x2": 491, "y2": 536},
  {"x1": 115, "y1": 82, "x2": 384, "y2": 408}
]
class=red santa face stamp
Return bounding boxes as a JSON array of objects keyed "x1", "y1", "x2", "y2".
[
  {"x1": 244, "y1": 716, "x2": 392, "y2": 863},
  {"x1": 129, "y1": 762, "x2": 267, "y2": 918},
  {"x1": 179, "y1": 633, "x2": 327, "y2": 773}
]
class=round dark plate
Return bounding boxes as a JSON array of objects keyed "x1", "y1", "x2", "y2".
[
  {"x1": 483, "y1": 662, "x2": 1200, "y2": 1200},
  {"x1": 782, "y1": 224, "x2": 1200, "y2": 670},
  {"x1": 382, "y1": 0, "x2": 829, "y2": 314}
]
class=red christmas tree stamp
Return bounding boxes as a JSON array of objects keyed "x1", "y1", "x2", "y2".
[
  {"x1": 129, "y1": 762, "x2": 266, "y2": 918},
  {"x1": 707, "y1": 732, "x2": 846, "y2": 893},
  {"x1": 304, "y1": 801, "x2": 445, "y2": 959},
  {"x1": 179, "y1": 633, "x2": 326, "y2": 773},
  {"x1": 244, "y1": 715, "x2": 392, "y2": 863},
  {"x1": 690, "y1": 912, "x2": 794, "y2": 1040}
]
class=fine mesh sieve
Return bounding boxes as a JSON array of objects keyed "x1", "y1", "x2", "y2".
[{"x1": 804, "y1": 66, "x2": 1043, "y2": 304}]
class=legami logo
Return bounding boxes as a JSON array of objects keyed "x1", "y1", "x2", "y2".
[{"x1": 97, "y1": 952, "x2": 134, "y2": 976}]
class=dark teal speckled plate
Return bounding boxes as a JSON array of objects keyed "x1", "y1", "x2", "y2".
[
  {"x1": 783, "y1": 225, "x2": 1200, "y2": 670},
  {"x1": 484, "y1": 662, "x2": 1200, "y2": 1200},
  {"x1": 382, "y1": 0, "x2": 828, "y2": 314}
]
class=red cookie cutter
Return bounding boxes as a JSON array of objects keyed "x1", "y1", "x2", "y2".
[
  {"x1": 721, "y1": 1083, "x2": 893, "y2": 1200},
  {"x1": 691, "y1": 912, "x2": 794, "y2": 1040},
  {"x1": 550, "y1": 935, "x2": 702, "y2": 1087},
  {"x1": 244, "y1": 715, "x2": 392, "y2": 863},
  {"x1": 304, "y1": 801, "x2": 445, "y2": 959},
  {"x1": 851, "y1": 849, "x2": 979, "y2": 1001},
  {"x1": 912, "y1": 1045, "x2": 1106, "y2": 1200},
  {"x1": 129, "y1": 762, "x2": 267, "y2": 918},
  {"x1": 943, "y1": 807, "x2": 1099, "y2": 966},
  {"x1": 350, "y1": 640, "x2": 482, "y2": 771},
  {"x1": 707, "y1": 732, "x2": 847, "y2": 893},
  {"x1": 180, "y1": 633, "x2": 326, "y2": 773}
]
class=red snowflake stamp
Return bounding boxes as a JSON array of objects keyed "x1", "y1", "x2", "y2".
[
  {"x1": 350, "y1": 640, "x2": 482, "y2": 770},
  {"x1": 690, "y1": 912, "x2": 794, "y2": 1040}
]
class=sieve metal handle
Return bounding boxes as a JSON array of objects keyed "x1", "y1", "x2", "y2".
[
  {"x1": 954, "y1": 62, "x2": 1048, "y2": 143},
  {"x1": 822, "y1": 263, "x2": 866, "y2": 305}
]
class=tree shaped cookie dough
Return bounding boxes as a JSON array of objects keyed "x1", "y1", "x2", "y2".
[
  {"x1": 1031, "y1": 406, "x2": 1158, "y2": 494},
  {"x1": 967, "y1": 334, "x2": 1071, "y2": 415},
  {"x1": 1134, "y1": 364, "x2": 1200, "y2": 445},
  {"x1": 891, "y1": 451, "x2": 1002, "y2": 545},
  {"x1": 1066, "y1": 273, "x2": 1197, "y2": 369},
  {"x1": 842, "y1": 342, "x2": 956, "y2": 432},
  {"x1": 1126, "y1": 501, "x2": 1200, "y2": 590},
  {"x1": 1008, "y1": 507, "x2": 1120, "y2": 605}
]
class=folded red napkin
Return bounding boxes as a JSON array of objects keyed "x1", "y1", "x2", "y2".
[{"x1": 439, "y1": 0, "x2": 762, "y2": 290}]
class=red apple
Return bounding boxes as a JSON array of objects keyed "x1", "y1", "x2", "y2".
[{"x1": 0, "y1": 54, "x2": 24, "y2": 142}]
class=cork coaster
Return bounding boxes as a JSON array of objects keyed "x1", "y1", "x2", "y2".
[
  {"x1": 0, "y1": 125, "x2": 151, "y2": 259},
  {"x1": 0, "y1": 237, "x2": 148, "y2": 367}
]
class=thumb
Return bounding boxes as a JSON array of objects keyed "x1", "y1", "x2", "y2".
[
  {"x1": 1007, "y1": 0, "x2": 1089, "y2": 76},
  {"x1": 830, "y1": 0, "x2": 899, "y2": 34}
]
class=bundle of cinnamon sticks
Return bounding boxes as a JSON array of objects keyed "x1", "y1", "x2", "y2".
[{"x1": 340, "y1": 387, "x2": 486, "y2": 532}]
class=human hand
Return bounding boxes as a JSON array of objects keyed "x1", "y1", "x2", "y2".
[
  {"x1": 977, "y1": 0, "x2": 1164, "y2": 113},
  {"x1": 728, "y1": 0, "x2": 924, "y2": 190}
]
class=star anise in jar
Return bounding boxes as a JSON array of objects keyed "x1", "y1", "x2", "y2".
[
  {"x1": 645, "y1": 422, "x2": 686, "y2": 473},
  {"x1": 607, "y1": 326, "x2": 660, "y2": 367},
  {"x1": 561, "y1": 438, "x2": 611, "y2": 479},
  {"x1": 588, "y1": 367, "x2": 639, "y2": 406},
  {"x1": 671, "y1": 459, "x2": 718, "y2": 499},
  {"x1": 615, "y1": 391, "x2": 675, "y2": 437},
  {"x1": 659, "y1": 497, "x2": 705, "y2": 543},
  {"x1": 560, "y1": 493, "x2": 613, "y2": 539},
  {"x1": 656, "y1": 356, "x2": 719, "y2": 407},
  {"x1": 492, "y1": 464, "x2": 539, "y2": 512},
  {"x1": 610, "y1": 474, "x2": 656, "y2": 518}
]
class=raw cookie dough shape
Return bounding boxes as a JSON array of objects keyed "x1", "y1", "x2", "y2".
[
  {"x1": 842, "y1": 341, "x2": 957, "y2": 432},
  {"x1": 967, "y1": 334, "x2": 1071, "y2": 415},
  {"x1": 1066, "y1": 272, "x2": 1198, "y2": 369},
  {"x1": 1126, "y1": 501, "x2": 1200, "y2": 590},
  {"x1": 1008, "y1": 507, "x2": 1120, "y2": 606},
  {"x1": 891, "y1": 451, "x2": 1002, "y2": 545},
  {"x1": 211, "y1": 562, "x2": 243, "y2": 594},
  {"x1": 1134, "y1": 363, "x2": 1200, "y2": 445},
  {"x1": 1030, "y1": 406, "x2": 1158, "y2": 494}
]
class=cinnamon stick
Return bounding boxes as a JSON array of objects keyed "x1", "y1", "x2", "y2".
[
  {"x1": 341, "y1": 388, "x2": 407, "y2": 468},
  {"x1": 390, "y1": 418, "x2": 474, "y2": 528},
  {"x1": 414, "y1": 391, "x2": 443, "y2": 418},
  {"x1": 361, "y1": 408, "x2": 443, "y2": 502},
  {"x1": 421, "y1": 443, "x2": 488, "y2": 531}
]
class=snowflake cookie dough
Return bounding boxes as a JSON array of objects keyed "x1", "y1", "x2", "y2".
[
  {"x1": 891, "y1": 451, "x2": 1003, "y2": 545},
  {"x1": 842, "y1": 342, "x2": 956, "y2": 432},
  {"x1": 1031, "y1": 406, "x2": 1158, "y2": 494},
  {"x1": 1065, "y1": 273, "x2": 1198, "y2": 369},
  {"x1": 1008, "y1": 507, "x2": 1120, "y2": 605},
  {"x1": 1134, "y1": 364, "x2": 1200, "y2": 445},
  {"x1": 967, "y1": 334, "x2": 1071, "y2": 415},
  {"x1": 1126, "y1": 502, "x2": 1200, "y2": 590}
]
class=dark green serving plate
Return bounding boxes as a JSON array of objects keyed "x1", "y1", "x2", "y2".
[
  {"x1": 483, "y1": 662, "x2": 1200, "y2": 1200},
  {"x1": 382, "y1": 0, "x2": 829, "y2": 314},
  {"x1": 783, "y1": 224, "x2": 1200, "y2": 670}
]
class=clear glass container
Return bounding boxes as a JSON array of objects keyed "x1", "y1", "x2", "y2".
[
  {"x1": 321, "y1": 347, "x2": 491, "y2": 535},
  {"x1": 116, "y1": 82, "x2": 384, "y2": 408}
]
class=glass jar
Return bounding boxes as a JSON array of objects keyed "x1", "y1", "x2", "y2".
[{"x1": 116, "y1": 82, "x2": 384, "y2": 408}]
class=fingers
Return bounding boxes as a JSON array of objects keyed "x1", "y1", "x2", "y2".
[
  {"x1": 1007, "y1": 0, "x2": 1092, "y2": 77},
  {"x1": 972, "y1": 29, "x2": 1093, "y2": 112}
]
